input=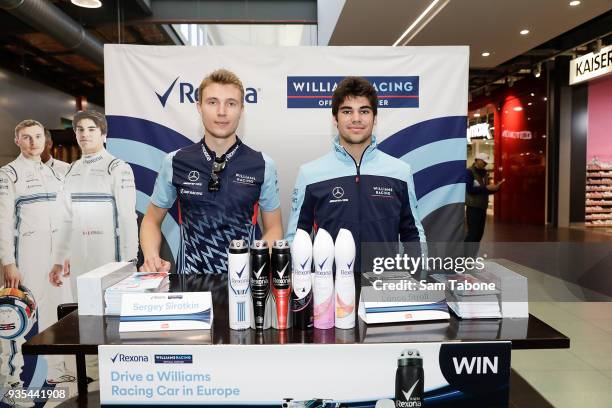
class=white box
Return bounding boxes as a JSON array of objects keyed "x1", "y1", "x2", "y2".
[
  {"x1": 77, "y1": 262, "x2": 136, "y2": 316},
  {"x1": 119, "y1": 292, "x2": 213, "y2": 332},
  {"x1": 478, "y1": 261, "x2": 529, "y2": 318},
  {"x1": 358, "y1": 284, "x2": 450, "y2": 324}
]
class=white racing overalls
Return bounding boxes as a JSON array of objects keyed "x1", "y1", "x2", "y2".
[
  {"x1": 53, "y1": 149, "x2": 138, "y2": 299},
  {"x1": 0, "y1": 154, "x2": 65, "y2": 386}
]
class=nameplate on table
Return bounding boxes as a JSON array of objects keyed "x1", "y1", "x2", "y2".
[{"x1": 119, "y1": 292, "x2": 213, "y2": 332}]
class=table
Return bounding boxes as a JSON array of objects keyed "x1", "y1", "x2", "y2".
[{"x1": 23, "y1": 274, "x2": 569, "y2": 405}]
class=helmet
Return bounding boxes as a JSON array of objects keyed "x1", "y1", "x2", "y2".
[{"x1": 0, "y1": 285, "x2": 37, "y2": 340}]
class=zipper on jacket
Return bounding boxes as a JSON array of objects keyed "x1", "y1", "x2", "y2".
[
  {"x1": 346, "y1": 146, "x2": 368, "y2": 183},
  {"x1": 344, "y1": 146, "x2": 369, "y2": 275}
]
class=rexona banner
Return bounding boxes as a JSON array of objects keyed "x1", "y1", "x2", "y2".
[
  {"x1": 99, "y1": 342, "x2": 510, "y2": 407},
  {"x1": 104, "y1": 45, "x2": 469, "y2": 263}
]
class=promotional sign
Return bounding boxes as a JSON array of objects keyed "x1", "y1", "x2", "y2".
[
  {"x1": 99, "y1": 341, "x2": 510, "y2": 406},
  {"x1": 104, "y1": 45, "x2": 469, "y2": 261}
]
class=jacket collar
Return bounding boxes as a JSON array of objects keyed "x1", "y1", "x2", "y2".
[
  {"x1": 332, "y1": 135, "x2": 378, "y2": 164},
  {"x1": 17, "y1": 153, "x2": 42, "y2": 168},
  {"x1": 82, "y1": 148, "x2": 108, "y2": 165}
]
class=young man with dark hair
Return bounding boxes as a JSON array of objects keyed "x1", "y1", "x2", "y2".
[
  {"x1": 42, "y1": 129, "x2": 70, "y2": 177},
  {"x1": 140, "y1": 68, "x2": 283, "y2": 274},
  {"x1": 49, "y1": 110, "x2": 138, "y2": 295},
  {"x1": 286, "y1": 76, "x2": 426, "y2": 274}
]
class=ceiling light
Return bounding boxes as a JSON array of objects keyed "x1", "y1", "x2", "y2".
[
  {"x1": 71, "y1": 0, "x2": 102, "y2": 8},
  {"x1": 474, "y1": 112, "x2": 481, "y2": 117},
  {"x1": 393, "y1": 0, "x2": 450, "y2": 46},
  {"x1": 482, "y1": 52, "x2": 491, "y2": 57},
  {"x1": 528, "y1": 102, "x2": 533, "y2": 106},
  {"x1": 520, "y1": 29, "x2": 530, "y2": 35},
  {"x1": 543, "y1": 97, "x2": 548, "y2": 101},
  {"x1": 513, "y1": 107, "x2": 523, "y2": 112},
  {"x1": 534, "y1": 63, "x2": 542, "y2": 78},
  {"x1": 569, "y1": 1, "x2": 581, "y2": 6},
  {"x1": 530, "y1": 93, "x2": 535, "y2": 97}
]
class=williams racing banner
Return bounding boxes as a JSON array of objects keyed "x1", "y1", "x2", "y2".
[
  {"x1": 99, "y1": 342, "x2": 510, "y2": 407},
  {"x1": 104, "y1": 45, "x2": 469, "y2": 264}
]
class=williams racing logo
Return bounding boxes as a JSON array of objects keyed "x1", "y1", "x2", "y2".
[
  {"x1": 287, "y1": 76, "x2": 419, "y2": 109},
  {"x1": 155, "y1": 76, "x2": 259, "y2": 107}
]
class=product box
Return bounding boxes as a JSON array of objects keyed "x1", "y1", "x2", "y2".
[
  {"x1": 118, "y1": 292, "x2": 213, "y2": 332},
  {"x1": 77, "y1": 261, "x2": 137, "y2": 316},
  {"x1": 358, "y1": 272, "x2": 450, "y2": 324},
  {"x1": 478, "y1": 261, "x2": 529, "y2": 318}
]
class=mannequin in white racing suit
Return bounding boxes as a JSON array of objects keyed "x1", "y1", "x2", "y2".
[
  {"x1": 0, "y1": 121, "x2": 63, "y2": 397},
  {"x1": 49, "y1": 111, "x2": 138, "y2": 298},
  {"x1": 42, "y1": 129, "x2": 70, "y2": 178},
  {"x1": 49, "y1": 111, "x2": 138, "y2": 384}
]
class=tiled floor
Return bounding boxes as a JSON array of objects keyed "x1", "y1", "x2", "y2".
[
  {"x1": 513, "y1": 301, "x2": 612, "y2": 408},
  {"x1": 481, "y1": 218, "x2": 612, "y2": 407}
]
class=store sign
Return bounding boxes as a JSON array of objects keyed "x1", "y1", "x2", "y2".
[
  {"x1": 502, "y1": 130, "x2": 532, "y2": 140},
  {"x1": 467, "y1": 123, "x2": 492, "y2": 142},
  {"x1": 99, "y1": 342, "x2": 510, "y2": 406},
  {"x1": 569, "y1": 45, "x2": 612, "y2": 85}
]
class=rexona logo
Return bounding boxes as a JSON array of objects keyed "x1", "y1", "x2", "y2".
[
  {"x1": 110, "y1": 353, "x2": 149, "y2": 363},
  {"x1": 287, "y1": 76, "x2": 419, "y2": 109},
  {"x1": 396, "y1": 380, "x2": 421, "y2": 408},
  {"x1": 155, "y1": 76, "x2": 259, "y2": 107}
]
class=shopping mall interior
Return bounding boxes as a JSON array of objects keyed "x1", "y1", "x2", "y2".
[{"x1": 1, "y1": 1, "x2": 612, "y2": 407}]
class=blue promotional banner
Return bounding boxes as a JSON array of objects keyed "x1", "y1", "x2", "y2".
[
  {"x1": 99, "y1": 342, "x2": 511, "y2": 407},
  {"x1": 104, "y1": 45, "x2": 469, "y2": 265}
]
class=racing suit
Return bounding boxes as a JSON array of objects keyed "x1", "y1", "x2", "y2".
[
  {"x1": 53, "y1": 149, "x2": 138, "y2": 298},
  {"x1": 0, "y1": 154, "x2": 63, "y2": 386},
  {"x1": 44, "y1": 157, "x2": 70, "y2": 178},
  {"x1": 151, "y1": 139, "x2": 280, "y2": 275},
  {"x1": 286, "y1": 136, "x2": 426, "y2": 279}
]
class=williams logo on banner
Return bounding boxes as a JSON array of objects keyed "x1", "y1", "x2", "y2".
[{"x1": 287, "y1": 76, "x2": 419, "y2": 108}]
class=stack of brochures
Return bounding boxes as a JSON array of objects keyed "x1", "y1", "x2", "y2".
[
  {"x1": 104, "y1": 272, "x2": 170, "y2": 315},
  {"x1": 359, "y1": 271, "x2": 450, "y2": 324},
  {"x1": 432, "y1": 273, "x2": 501, "y2": 319}
]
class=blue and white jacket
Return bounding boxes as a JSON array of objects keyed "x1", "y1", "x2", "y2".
[{"x1": 286, "y1": 136, "x2": 426, "y2": 254}]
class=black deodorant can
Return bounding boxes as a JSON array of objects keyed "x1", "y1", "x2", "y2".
[
  {"x1": 395, "y1": 349, "x2": 424, "y2": 408},
  {"x1": 250, "y1": 240, "x2": 270, "y2": 330}
]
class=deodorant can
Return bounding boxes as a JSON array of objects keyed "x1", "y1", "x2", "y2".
[
  {"x1": 395, "y1": 349, "x2": 424, "y2": 408},
  {"x1": 271, "y1": 240, "x2": 292, "y2": 329},
  {"x1": 291, "y1": 229, "x2": 314, "y2": 330},
  {"x1": 250, "y1": 240, "x2": 271, "y2": 330},
  {"x1": 227, "y1": 239, "x2": 251, "y2": 330},
  {"x1": 313, "y1": 228, "x2": 335, "y2": 329}
]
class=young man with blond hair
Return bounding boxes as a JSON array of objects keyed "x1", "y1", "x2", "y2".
[
  {"x1": 140, "y1": 68, "x2": 282, "y2": 274},
  {"x1": 0, "y1": 119, "x2": 64, "y2": 397}
]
